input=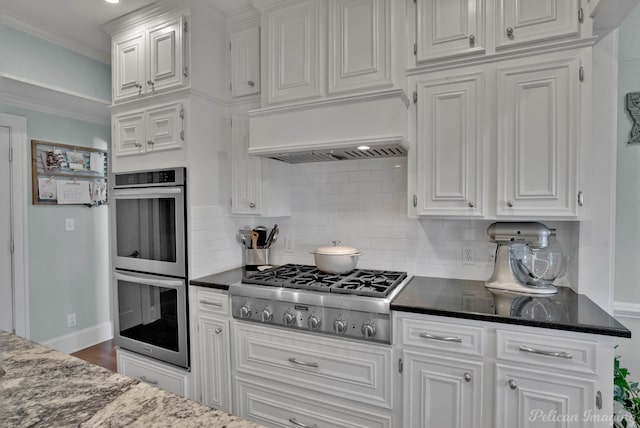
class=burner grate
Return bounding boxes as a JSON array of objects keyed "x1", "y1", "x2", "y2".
[
  {"x1": 243, "y1": 264, "x2": 316, "y2": 287},
  {"x1": 286, "y1": 271, "x2": 351, "y2": 292},
  {"x1": 331, "y1": 270, "x2": 407, "y2": 298}
]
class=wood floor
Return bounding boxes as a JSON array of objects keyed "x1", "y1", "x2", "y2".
[{"x1": 71, "y1": 339, "x2": 117, "y2": 372}]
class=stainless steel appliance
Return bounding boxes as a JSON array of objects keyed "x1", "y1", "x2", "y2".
[
  {"x1": 112, "y1": 168, "x2": 189, "y2": 368},
  {"x1": 485, "y1": 222, "x2": 561, "y2": 295},
  {"x1": 230, "y1": 264, "x2": 411, "y2": 344}
]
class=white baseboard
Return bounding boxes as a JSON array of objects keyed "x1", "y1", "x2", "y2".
[
  {"x1": 42, "y1": 321, "x2": 113, "y2": 354},
  {"x1": 613, "y1": 302, "x2": 640, "y2": 319}
]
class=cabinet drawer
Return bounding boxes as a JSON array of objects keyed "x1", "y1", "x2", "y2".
[
  {"x1": 235, "y1": 377, "x2": 393, "y2": 428},
  {"x1": 234, "y1": 322, "x2": 393, "y2": 408},
  {"x1": 117, "y1": 349, "x2": 189, "y2": 397},
  {"x1": 496, "y1": 329, "x2": 598, "y2": 374},
  {"x1": 399, "y1": 317, "x2": 484, "y2": 357},
  {"x1": 196, "y1": 289, "x2": 230, "y2": 316}
]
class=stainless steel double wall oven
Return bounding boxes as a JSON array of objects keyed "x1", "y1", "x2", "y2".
[{"x1": 112, "y1": 168, "x2": 189, "y2": 368}]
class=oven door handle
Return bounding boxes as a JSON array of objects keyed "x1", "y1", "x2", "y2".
[
  {"x1": 113, "y1": 188, "x2": 182, "y2": 197},
  {"x1": 114, "y1": 272, "x2": 184, "y2": 289}
]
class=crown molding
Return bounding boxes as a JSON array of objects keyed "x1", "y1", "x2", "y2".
[
  {"x1": 0, "y1": 8, "x2": 110, "y2": 64},
  {"x1": 0, "y1": 74, "x2": 110, "y2": 126}
]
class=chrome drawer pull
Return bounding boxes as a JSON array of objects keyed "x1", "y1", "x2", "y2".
[
  {"x1": 419, "y1": 332, "x2": 462, "y2": 343},
  {"x1": 519, "y1": 345, "x2": 573, "y2": 359},
  {"x1": 199, "y1": 300, "x2": 223, "y2": 307},
  {"x1": 288, "y1": 357, "x2": 319, "y2": 368},
  {"x1": 289, "y1": 418, "x2": 318, "y2": 428},
  {"x1": 139, "y1": 375, "x2": 159, "y2": 385}
]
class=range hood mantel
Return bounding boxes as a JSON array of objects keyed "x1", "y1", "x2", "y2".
[{"x1": 248, "y1": 89, "x2": 409, "y2": 163}]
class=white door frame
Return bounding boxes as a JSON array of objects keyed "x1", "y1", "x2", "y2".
[{"x1": 1, "y1": 113, "x2": 29, "y2": 338}]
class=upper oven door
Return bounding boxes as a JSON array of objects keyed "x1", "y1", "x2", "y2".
[{"x1": 112, "y1": 186, "x2": 186, "y2": 277}]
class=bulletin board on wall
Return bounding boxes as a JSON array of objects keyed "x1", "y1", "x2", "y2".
[{"x1": 31, "y1": 140, "x2": 108, "y2": 206}]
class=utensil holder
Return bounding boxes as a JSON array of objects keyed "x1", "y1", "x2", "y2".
[{"x1": 245, "y1": 248, "x2": 270, "y2": 267}]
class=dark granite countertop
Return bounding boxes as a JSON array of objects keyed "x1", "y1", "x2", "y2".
[
  {"x1": 0, "y1": 331, "x2": 263, "y2": 428},
  {"x1": 391, "y1": 276, "x2": 631, "y2": 338},
  {"x1": 190, "y1": 267, "x2": 247, "y2": 290}
]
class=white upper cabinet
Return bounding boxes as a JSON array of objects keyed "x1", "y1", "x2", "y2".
[
  {"x1": 415, "y1": 70, "x2": 485, "y2": 217},
  {"x1": 495, "y1": 0, "x2": 580, "y2": 50},
  {"x1": 416, "y1": 0, "x2": 485, "y2": 62},
  {"x1": 231, "y1": 113, "x2": 261, "y2": 214},
  {"x1": 496, "y1": 54, "x2": 581, "y2": 217},
  {"x1": 264, "y1": 0, "x2": 322, "y2": 104},
  {"x1": 111, "y1": 13, "x2": 187, "y2": 103},
  {"x1": 328, "y1": 0, "x2": 391, "y2": 94},
  {"x1": 231, "y1": 26, "x2": 261, "y2": 98}
]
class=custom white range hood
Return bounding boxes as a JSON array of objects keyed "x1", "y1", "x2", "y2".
[{"x1": 248, "y1": 89, "x2": 409, "y2": 163}]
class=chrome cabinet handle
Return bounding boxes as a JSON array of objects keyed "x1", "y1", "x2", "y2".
[
  {"x1": 140, "y1": 375, "x2": 159, "y2": 385},
  {"x1": 464, "y1": 372, "x2": 472, "y2": 382},
  {"x1": 519, "y1": 345, "x2": 573, "y2": 359},
  {"x1": 147, "y1": 80, "x2": 155, "y2": 89},
  {"x1": 147, "y1": 139, "x2": 154, "y2": 146},
  {"x1": 578, "y1": 191, "x2": 584, "y2": 206},
  {"x1": 506, "y1": 200, "x2": 514, "y2": 208},
  {"x1": 468, "y1": 201, "x2": 475, "y2": 208},
  {"x1": 214, "y1": 328, "x2": 223, "y2": 334},
  {"x1": 419, "y1": 332, "x2": 462, "y2": 343},
  {"x1": 134, "y1": 83, "x2": 142, "y2": 94},
  {"x1": 199, "y1": 300, "x2": 223, "y2": 307},
  {"x1": 506, "y1": 27, "x2": 514, "y2": 37},
  {"x1": 134, "y1": 141, "x2": 142, "y2": 148},
  {"x1": 248, "y1": 80, "x2": 255, "y2": 87},
  {"x1": 469, "y1": 34, "x2": 475, "y2": 45},
  {"x1": 288, "y1": 357, "x2": 319, "y2": 368},
  {"x1": 508, "y1": 379, "x2": 517, "y2": 390},
  {"x1": 249, "y1": 202, "x2": 256, "y2": 208},
  {"x1": 289, "y1": 418, "x2": 318, "y2": 428}
]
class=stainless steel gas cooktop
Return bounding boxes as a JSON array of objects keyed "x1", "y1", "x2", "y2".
[{"x1": 229, "y1": 264, "x2": 412, "y2": 344}]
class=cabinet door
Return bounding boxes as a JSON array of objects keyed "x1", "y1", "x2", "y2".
[
  {"x1": 495, "y1": 364, "x2": 596, "y2": 428},
  {"x1": 265, "y1": 0, "x2": 322, "y2": 104},
  {"x1": 198, "y1": 316, "x2": 232, "y2": 412},
  {"x1": 403, "y1": 351, "x2": 483, "y2": 428},
  {"x1": 496, "y1": 55, "x2": 580, "y2": 217},
  {"x1": 114, "y1": 110, "x2": 146, "y2": 156},
  {"x1": 415, "y1": 71, "x2": 484, "y2": 217},
  {"x1": 147, "y1": 16, "x2": 187, "y2": 93},
  {"x1": 416, "y1": 0, "x2": 484, "y2": 62},
  {"x1": 145, "y1": 102, "x2": 184, "y2": 152},
  {"x1": 495, "y1": 0, "x2": 579, "y2": 49},
  {"x1": 231, "y1": 114, "x2": 261, "y2": 214},
  {"x1": 113, "y1": 32, "x2": 145, "y2": 101},
  {"x1": 231, "y1": 27, "x2": 261, "y2": 97},
  {"x1": 328, "y1": 0, "x2": 390, "y2": 94}
]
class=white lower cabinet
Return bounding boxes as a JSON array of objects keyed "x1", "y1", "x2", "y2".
[
  {"x1": 403, "y1": 351, "x2": 483, "y2": 428},
  {"x1": 396, "y1": 313, "x2": 615, "y2": 428},
  {"x1": 232, "y1": 321, "x2": 397, "y2": 427},
  {"x1": 116, "y1": 347, "x2": 192, "y2": 398},
  {"x1": 189, "y1": 287, "x2": 232, "y2": 413}
]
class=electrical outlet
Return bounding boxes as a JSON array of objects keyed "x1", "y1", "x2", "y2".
[
  {"x1": 488, "y1": 247, "x2": 496, "y2": 264},
  {"x1": 462, "y1": 246, "x2": 475, "y2": 265},
  {"x1": 462, "y1": 294, "x2": 475, "y2": 312},
  {"x1": 285, "y1": 236, "x2": 294, "y2": 253},
  {"x1": 67, "y1": 313, "x2": 76, "y2": 328},
  {"x1": 65, "y1": 218, "x2": 75, "y2": 232}
]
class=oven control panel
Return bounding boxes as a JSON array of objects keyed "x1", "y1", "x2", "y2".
[{"x1": 231, "y1": 297, "x2": 391, "y2": 343}]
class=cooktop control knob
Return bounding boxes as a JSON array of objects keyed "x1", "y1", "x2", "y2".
[
  {"x1": 240, "y1": 305, "x2": 251, "y2": 319},
  {"x1": 283, "y1": 311, "x2": 296, "y2": 326},
  {"x1": 361, "y1": 322, "x2": 376, "y2": 339},
  {"x1": 260, "y1": 308, "x2": 273, "y2": 322},
  {"x1": 308, "y1": 315, "x2": 321, "y2": 330},
  {"x1": 333, "y1": 318, "x2": 347, "y2": 335}
]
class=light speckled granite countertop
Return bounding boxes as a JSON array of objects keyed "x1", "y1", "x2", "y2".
[{"x1": 0, "y1": 331, "x2": 263, "y2": 428}]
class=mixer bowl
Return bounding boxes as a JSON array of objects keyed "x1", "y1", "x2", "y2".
[{"x1": 511, "y1": 240, "x2": 564, "y2": 287}]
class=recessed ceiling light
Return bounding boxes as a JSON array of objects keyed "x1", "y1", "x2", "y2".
[
  {"x1": 357, "y1": 145, "x2": 370, "y2": 150},
  {"x1": 105, "y1": 0, "x2": 120, "y2": 4}
]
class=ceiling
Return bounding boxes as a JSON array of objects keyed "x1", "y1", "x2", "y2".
[{"x1": 0, "y1": 0, "x2": 253, "y2": 64}]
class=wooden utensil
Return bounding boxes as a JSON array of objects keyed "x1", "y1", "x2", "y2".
[{"x1": 250, "y1": 230, "x2": 259, "y2": 249}]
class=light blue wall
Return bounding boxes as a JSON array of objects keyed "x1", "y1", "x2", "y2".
[
  {"x1": 0, "y1": 23, "x2": 112, "y2": 343},
  {"x1": 615, "y1": 2, "x2": 640, "y2": 381},
  {"x1": 0, "y1": 23, "x2": 111, "y2": 101}
]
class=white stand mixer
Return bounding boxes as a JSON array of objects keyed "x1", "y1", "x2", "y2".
[{"x1": 485, "y1": 222, "x2": 560, "y2": 295}]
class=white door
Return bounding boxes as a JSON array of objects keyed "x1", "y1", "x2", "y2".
[
  {"x1": 230, "y1": 26, "x2": 261, "y2": 98},
  {"x1": 147, "y1": 16, "x2": 186, "y2": 93},
  {"x1": 113, "y1": 31, "x2": 146, "y2": 101},
  {"x1": 0, "y1": 125, "x2": 13, "y2": 333},
  {"x1": 231, "y1": 113, "x2": 261, "y2": 214}
]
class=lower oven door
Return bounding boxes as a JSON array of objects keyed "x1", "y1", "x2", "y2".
[{"x1": 113, "y1": 270, "x2": 189, "y2": 369}]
